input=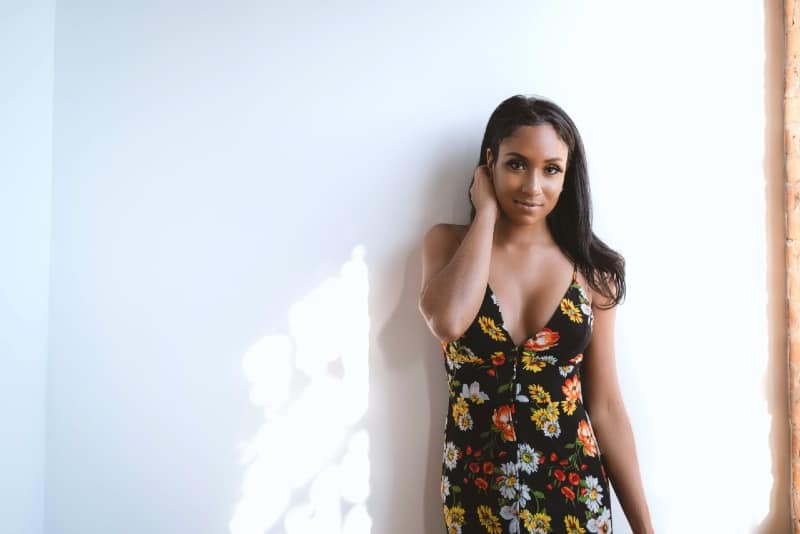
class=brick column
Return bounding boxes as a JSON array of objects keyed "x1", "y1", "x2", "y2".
[{"x1": 787, "y1": 1, "x2": 800, "y2": 531}]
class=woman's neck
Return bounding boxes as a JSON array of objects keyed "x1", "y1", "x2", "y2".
[{"x1": 493, "y1": 215, "x2": 555, "y2": 250}]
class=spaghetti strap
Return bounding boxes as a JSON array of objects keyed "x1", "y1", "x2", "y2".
[{"x1": 572, "y1": 261, "x2": 578, "y2": 283}]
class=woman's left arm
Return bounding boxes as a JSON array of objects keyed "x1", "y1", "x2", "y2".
[{"x1": 582, "y1": 288, "x2": 654, "y2": 534}]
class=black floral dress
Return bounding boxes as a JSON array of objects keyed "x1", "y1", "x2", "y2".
[{"x1": 439, "y1": 263, "x2": 612, "y2": 534}]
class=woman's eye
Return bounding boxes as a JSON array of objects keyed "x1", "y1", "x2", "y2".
[{"x1": 507, "y1": 160, "x2": 562, "y2": 174}]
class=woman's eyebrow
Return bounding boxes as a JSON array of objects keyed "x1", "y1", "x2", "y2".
[{"x1": 504, "y1": 151, "x2": 565, "y2": 163}]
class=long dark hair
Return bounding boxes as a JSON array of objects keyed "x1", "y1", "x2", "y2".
[{"x1": 470, "y1": 94, "x2": 625, "y2": 308}]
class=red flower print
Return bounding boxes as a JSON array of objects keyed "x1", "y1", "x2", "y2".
[
  {"x1": 553, "y1": 469, "x2": 566, "y2": 482},
  {"x1": 486, "y1": 368, "x2": 496, "y2": 377},
  {"x1": 523, "y1": 328, "x2": 560, "y2": 351},
  {"x1": 562, "y1": 375, "x2": 581, "y2": 401},
  {"x1": 550, "y1": 452, "x2": 559, "y2": 462},
  {"x1": 546, "y1": 483, "x2": 553, "y2": 490},
  {"x1": 578, "y1": 420, "x2": 598, "y2": 457},
  {"x1": 474, "y1": 449, "x2": 482, "y2": 457},
  {"x1": 491, "y1": 352, "x2": 505, "y2": 366},
  {"x1": 580, "y1": 464, "x2": 587, "y2": 471},
  {"x1": 568, "y1": 472, "x2": 580, "y2": 485},
  {"x1": 475, "y1": 477, "x2": 488, "y2": 490},
  {"x1": 559, "y1": 459, "x2": 569, "y2": 466},
  {"x1": 492, "y1": 405, "x2": 517, "y2": 442},
  {"x1": 580, "y1": 488, "x2": 587, "y2": 496},
  {"x1": 569, "y1": 352, "x2": 583, "y2": 364},
  {"x1": 561, "y1": 486, "x2": 576, "y2": 500},
  {"x1": 466, "y1": 445, "x2": 472, "y2": 455},
  {"x1": 482, "y1": 462, "x2": 494, "y2": 475},
  {"x1": 469, "y1": 462, "x2": 480, "y2": 473}
]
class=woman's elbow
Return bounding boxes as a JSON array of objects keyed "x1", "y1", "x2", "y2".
[{"x1": 418, "y1": 295, "x2": 464, "y2": 343}]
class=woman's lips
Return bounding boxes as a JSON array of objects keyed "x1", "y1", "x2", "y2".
[{"x1": 514, "y1": 199, "x2": 542, "y2": 209}]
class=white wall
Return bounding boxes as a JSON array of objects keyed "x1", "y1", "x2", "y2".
[
  {"x1": 0, "y1": 1, "x2": 777, "y2": 533},
  {"x1": 0, "y1": 4, "x2": 54, "y2": 534}
]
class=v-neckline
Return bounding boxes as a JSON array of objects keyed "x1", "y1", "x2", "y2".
[{"x1": 487, "y1": 276, "x2": 575, "y2": 349}]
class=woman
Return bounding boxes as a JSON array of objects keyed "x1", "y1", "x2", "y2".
[{"x1": 418, "y1": 95, "x2": 653, "y2": 533}]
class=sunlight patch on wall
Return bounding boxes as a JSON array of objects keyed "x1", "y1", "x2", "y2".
[{"x1": 230, "y1": 245, "x2": 371, "y2": 534}]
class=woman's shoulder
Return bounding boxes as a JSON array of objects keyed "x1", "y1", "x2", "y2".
[
  {"x1": 422, "y1": 223, "x2": 469, "y2": 247},
  {"x1": 420, "y1": 224, "x2": 469, "y2": 272}
]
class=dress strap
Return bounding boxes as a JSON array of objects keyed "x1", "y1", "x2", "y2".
[{"x1": 571, "y1": 262, "x2": 578, "y2": 283}]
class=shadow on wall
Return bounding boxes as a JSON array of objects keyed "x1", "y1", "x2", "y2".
[
  {"x1": 229, "y1": 245, "x2": 372, "y2": 533},
  {"x1": 375, "y1": 149, "x2": 476, "y2": 533}
]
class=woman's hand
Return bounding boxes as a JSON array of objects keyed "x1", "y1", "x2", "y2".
[{"x1": 470, "y1": 164, "x2": 500, "y2": 221}]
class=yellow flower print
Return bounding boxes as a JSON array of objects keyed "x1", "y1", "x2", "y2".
[
  {"x1": 478, "y1": 316, "x2": 507, "y2": 341},
  {"x1": 564, "y1": 514, "x2": 586, "y2": 534},
  {"x1": 521, "y1": 353, "x2": 546, "y2": 373},
  {"x1": 444, "y1": 504, "x2": 466, "y2": 527},
  {"x1": 477, "y1": 505, "x2": 502, "y2": 534},
  {"x1": 561, "y1": 398, "x2": 577, "y2": 416},
  {"x1": 451, "y1": 506, "x2": 466, "y2": 526},
  {"x1": 518, "y1": 510, "x2": 533, "y2": 530},
  {"x1": 446, "y1": 343, "x2": 483, "y2": 365},
  {"x1": 452, "y1": 399, "x2": 473, "y2": 430},
  {"x1": 528, "y1": 512, "x2": 552, "y2": 532},
  {"x1": 531, "y1": 408, "x2": 549, "y2": 429},
  {"x1": 528, "y1": 384, "x2": 551, "y2": 404},
  {"x1": 545, "y1": 401, "x2": 560, "y2": 422},
  {"x1": 452, "y1": 397, "x2": 469, "y2": 419},
  {"x1": 560, "y1": 298, "x2": 583, "y2": 324}
]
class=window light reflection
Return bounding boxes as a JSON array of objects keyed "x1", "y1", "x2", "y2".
[{"x1": 230, "y1": 245, "x2": 371, "y2": 534}]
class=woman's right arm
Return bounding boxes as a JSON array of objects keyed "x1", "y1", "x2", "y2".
[{"x1": 418, "y1": 166, "x2": 499, "y2": 342}]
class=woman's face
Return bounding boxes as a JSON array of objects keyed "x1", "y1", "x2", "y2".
[{"x1": 486, "y1": 123, "x2": 569, "y2": 224}]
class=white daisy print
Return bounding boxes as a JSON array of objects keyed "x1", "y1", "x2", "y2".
[
  {"x1": 515, "y1": 383, "x2": 529, "y2": 403},
  {"x1": 500, "y1": 503, "x2": 521, "y2": 534},
  {"x1": 443, "y1": 441, "x2": 459, "y2": 470},
  {"x1": 516, "y1": 443, "x2": 540, "y2": 474},
  {"x1": 583, "y1": 475, "x2": 604, "y2": 513},
  {"x1": 440, "y1": 475, "x2": 450, "y2": 501},
  {"x1": 456, "y1": 412, "x2": 473, "y2": 431},
  {"x1": 587, "y1": 506, "x2": 612, "y2": 533},
  {"x1": 461, "y1": 381, "x2": 489, "y2": 404},
  {"x1": 517, "y1": 483, "x2": 531, "y2": 507},
  {"x1": 497, "y1": 461, "x2": 519, "y2": 499},
  {"x1": 542, "y1": 419, "x2": 561, "y2": 438},
  {"x1": 577, "y1": 284, "x2": 589, "y2": 302}
]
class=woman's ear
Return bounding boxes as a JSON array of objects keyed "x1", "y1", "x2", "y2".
[{"x1": 486, "y1": 148, "x2": 494, "y2": 169}]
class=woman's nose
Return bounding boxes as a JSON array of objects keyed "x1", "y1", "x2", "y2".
[{"x1": 521, "y1": 170, "x2": 544, "y2": 193}]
